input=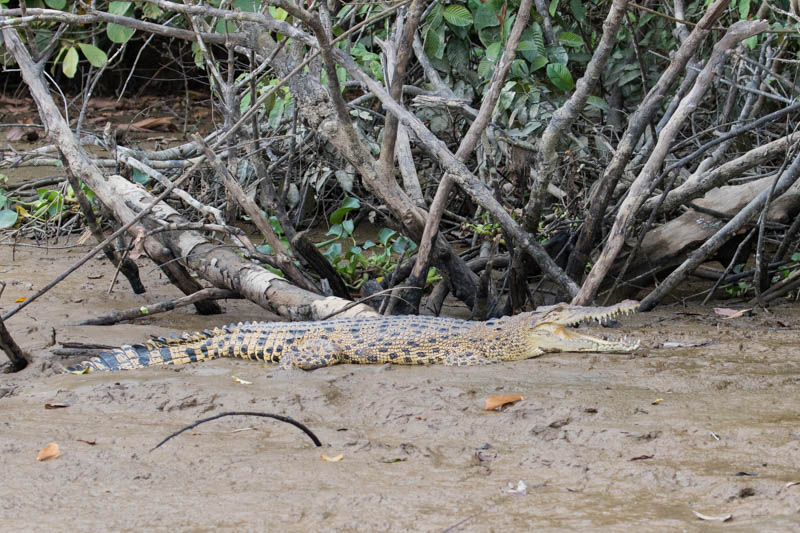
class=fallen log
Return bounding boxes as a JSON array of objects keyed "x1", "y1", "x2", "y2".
[
  {"x1": 3, "y1": 26, "x2": 376, "y2": 322},
  {"x1": 623, "y1": 176, "x2": 800, "y2": 278}
]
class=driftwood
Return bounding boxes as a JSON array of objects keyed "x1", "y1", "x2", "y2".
[
  {"x1": 640, "y1": 150, "x2": 800, "y2": 310},
  {"x1": 0, "y1": 314, "x2": 28, "y2": 371},
  {"x1": 75, "y1": 288, "x2": 240, "y2": 326},
  {"x1": 2, "y1": 26, "x2": 377, "y2": 322},
  {"x1": 614, "y1": 175, "x2": 800, "y2": 290}
]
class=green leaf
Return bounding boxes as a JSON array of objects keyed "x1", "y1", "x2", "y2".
[
  {"x1": 77, "y1": 43, "x2": 108, "y2": 68},
  {"x1": 618, "y1": 68, "x2": 641, "y2": 86},
  {"x1": 447, "y1": 38, "x2": 470, "y2": 72},
  {"x1": 257, "y1": 244, "x2": 273, "y2": 255},
  {"x1": 739, "y1": 0, "x2": 750, "y2": 19},
  {"x1": 109, "y1": 2, "x2": 131, "y2": 15},
  {"x1": 107, "y1": 23, "x2": 135, "y2": 43},
  {"x1": 142, "y1": 2, "x2": 162, "y2": 19},
  {"x1": 269, "y1": 215, "x2": 284, "y2": 236},
  {"x1": 378, "y1": 228, "x2": 396, "y2": 246},
  {"x1": 62, "y1": 47, "x2": 79, "y2": 78},
  {"x1": 424, "y1": 3, "x2": 443, "y2": 31},
  {"x1": 474, "y1": 3, "x2": 499, "y2": 31},
  {"x1": 548, "y1": 45, "x2": 569, "y2": 65},
  {"x1": 529, "y1": 55, "x2": 548, "y2": 72},
  {"x1": 131, "y1": 169, "x2": 151, "y2": 184},
  {"x1": 547, "y1": 63, "x2": 574, "y2": 91},
  {"x1": 330, "y1": 197, "x2": 360, "y2": 224},
  {"x1": 558, "y1": 32, "x2": 583, "y2": 48},
  {"x1": 268, "y1": 97, "x2": 286, "y2": 129},
  {"x1": 44, "y1": 0, "x2": 66, "y2": 9},
  {"x1": 485, "y1": 41, "x2": 502, "y2": 62},
  {"x1": 0, "y1": 209, "x2": 17, "y2": 229},
  {"x1": 586, "y1": 95, "x2": 610, "y2": 111},
  {"x1": 548, "y1": 0, "x2": 558, "y2": 16},
  {"x1": 392, "y1": 236, "x2": 416, "y2": 254},
  {"x1": 327, "y1": 224, "x2": 343, "y2": 238},
  {"x1": 443, "y1": 5, "x2": 473, "y2": 27},
  {"x1": 216, "y1": 19, "x2": 237, "y2": 34},
  {"x1": 107, "y1": 2, "x2": 134, "y2": 43},
  {"x1": 233, "y1": 0, "x2": 257, "y2": 11},
  {"x1": 325, "y1": 242, "x2": 342, "y2": 259},
  {"x1": 791, "y1": 252, "x2": 800, "y2": 262},
  {"x1": 570, "y1": 0, "x2": 585, "y2": 21},
  {"x1": 424, "y1": 25, "x2": 445, "y2": 60},
  {"x1": 342, "y1": 219, "x2": 355, "y2": 236},
  {"x1": 479, "y1": 26, "x2": 502, "y2": 48},
  {"x1": 478, "y1": 58, "x2": 493, "y2": 79}
]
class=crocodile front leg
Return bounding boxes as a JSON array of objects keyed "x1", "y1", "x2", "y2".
[{"x1": 279, "y1": 339, "x2": 345, "y2": 370}]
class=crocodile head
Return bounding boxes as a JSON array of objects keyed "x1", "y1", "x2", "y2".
[{"x1": 522, "y1": 299, "x2": 640, "y2": 353}]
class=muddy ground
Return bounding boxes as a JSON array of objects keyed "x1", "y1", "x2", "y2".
[{"x1": 1, "y1": 242, "x2": 800, "y2": 532}]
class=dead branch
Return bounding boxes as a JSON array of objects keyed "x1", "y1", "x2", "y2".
[
  {"x1": 524, "y1": 0, "x2": 628, "y2": 233},
  {"x1": 75, "y1": 288, "x2": 240, "y2": 326},
  {"x1": 640, "y1": 146, "x2": 800, "y2": 311},
  {"x1": 0, "y1": 304, "x2": 28, "y2": 371},
  {"x1": 574, "y1": 18, "x2": 769, "y2": 305},
  {"x1": 565, "y1": 0, "x2": 732, "y2": 283},
  {"x1": 152, "y1": 411, "x2": 322, "y2": 451},
  {"x1": 1, "y1": 25, "x2": 376, "y2": 322}
]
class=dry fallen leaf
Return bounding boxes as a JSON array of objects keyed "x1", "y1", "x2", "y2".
[
  {"x1": 713, "y1": 307, "x2": 752, "y2": 319},
  {"x1": 117, "y1": 116, "x2": 176, "y2": 132},
  {"x1": 6, "y1": 126, "x2": 25, "y2": 141},
  {"x1": 652, "y1": 398, "x2": 664, "y2": 405},
  {"x1": 692, "y1": 510, "x2": 732, "y2": 522},
  {"x1": 128, "y1": 227, "x2": 146, "y2": 260},
  {"x1": 44, "y1": 403, "x2": 69, "y2": 409},
  {"x1": 322, "y1": 454, "x2": 343, "y2": 462},
  {"x1": 232, "y1": 376, "x2": 252, "y2": 385},
  {"x1": 15, "y1": 297, "x2": 26, "y2": 303},
  {"x1": 485, "y1": 394, "x2": 525, "y2": 411},
  {"x1": 37, "y1": 442, "x2": 60, "y2": 462},
  {"x1": 76, "y1": 228, "x2": 93, "y2": 245}
]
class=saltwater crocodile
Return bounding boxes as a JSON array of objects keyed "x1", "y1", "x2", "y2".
[{"x1": 68, "y1": 300, "x2": 640, "y2": 372}]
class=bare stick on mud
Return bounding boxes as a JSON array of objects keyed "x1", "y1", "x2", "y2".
[
  {"x1": 152, "y1": 411, "x2": 322, "y2": 451},
  {"x1": 0, "y1": 315, "x2": 29, "y2": 371},
  {"x1": 76, "y1": 288, "x2": 240, "y2": 326}
]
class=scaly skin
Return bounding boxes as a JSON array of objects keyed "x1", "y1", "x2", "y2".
[{"x1": 68, "y1": 300, "x2": 640, "y2": 372}]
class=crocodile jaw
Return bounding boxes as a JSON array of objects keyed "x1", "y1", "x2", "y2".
[
  {"x1": 530, "y1": 300, "x2": 641, "y2": 353},
  {"x1": 531, "y1": 323, "x2": 640, "y2": 353},
  {"x1": 538, "y1": 299, "x2": 640, "y2": 327}
]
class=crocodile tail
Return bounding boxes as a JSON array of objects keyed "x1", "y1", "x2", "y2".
[{"x1": 66, "y1": 327, "x2": 230, "y2": 373}]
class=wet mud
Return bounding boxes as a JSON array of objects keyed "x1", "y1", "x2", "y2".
[{"x1": 1, "y1": 243, "x2": 800, "y2": 531}]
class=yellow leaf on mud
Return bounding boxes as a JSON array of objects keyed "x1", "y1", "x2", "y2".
[
  {"x1": 322, "y1": 454, "x2": 343, "y2": 462},
  {"x1": 69, "y1": 366, "x2": 90, "y2": 375},
  {"x1": 37, "y1": 442, "x2": 60, "y2": 462},
  {"x1": 485, "y1": 394, "x2": 524, "y2": 411},
  {"x1": 713, "y1": 307, "x2": 752, "y2": 319},
  {"x1": 76, "y1": 228, "x2": 93, "y2": 245},
  {"x1": 232, "y1": 376, "x2": 252, "y2": 385},
  {"x1": 652, "y1": 398, "x2": 664, "y2": 405},
  {"x1": 15, "y1": 297, "x2": 26, "y2": 303}
]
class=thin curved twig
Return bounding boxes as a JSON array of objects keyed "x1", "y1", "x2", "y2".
[{"x1": 151, "y1": 411, "x2": 322, "y2": 451}]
